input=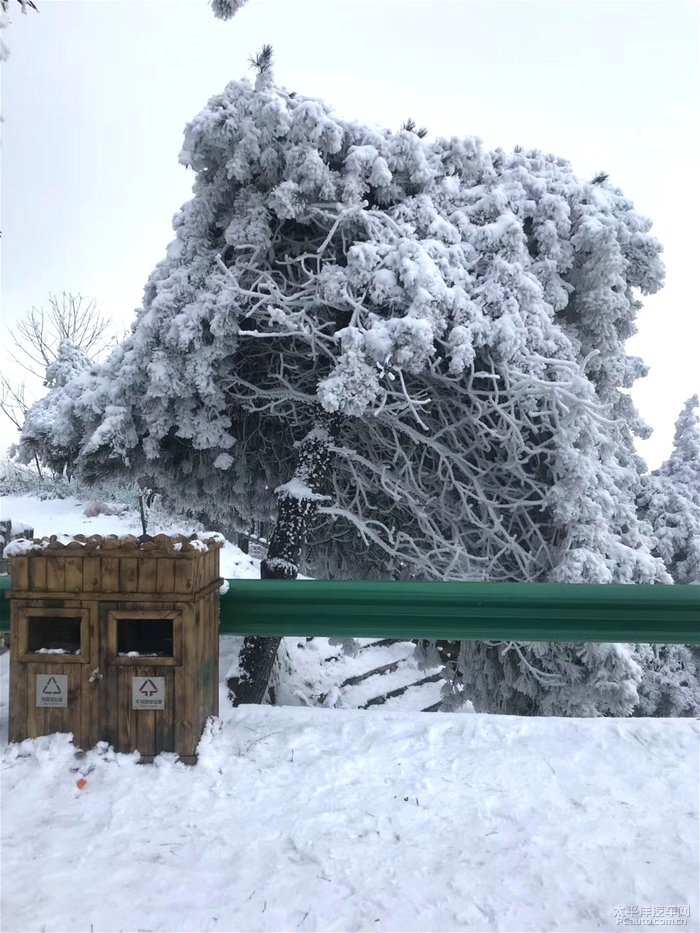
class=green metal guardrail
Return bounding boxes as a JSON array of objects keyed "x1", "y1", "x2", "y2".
[{"x1": 1, "y1": 575, "x2": 698, "y2": 643}]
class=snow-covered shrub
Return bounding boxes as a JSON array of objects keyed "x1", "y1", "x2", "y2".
[
  {"x1": 17, "y1": 340, "x2": 94, "y2": 478},
  {"x1": 633, "y1": 397, "x2": 700, "y2": 716},
  {"x1": 639, "y1": 396, "x2": 700, "y2": 586},
  {"x1": 634, "y1": 644, "x2": 700, "y2": 717},
  {"x1": 451, "y1": 640, "x2": 646, "y2": 717},
  {"x1": 0, "y1": 457, "x2": 73, "y2": 500},
  {"x1": 18, "y1": 55, "x2": 671, "y2": 715}
]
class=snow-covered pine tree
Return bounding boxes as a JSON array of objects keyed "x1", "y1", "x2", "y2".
[
  {"x1": 3, "y1": 292, "x2": 112, "y2": 478},
  {"x1": 633, "y1": 643, "x2": 700, "y2": 717},
  {"x1": 639, "y1": 396, "x2": 700, "y2": 585},
  {"x1": 18, "y1": 339, "x2": 93, "y2": 478},
  {"x1": 210, "y1": 0, "x2": 248, "y2": 21},
  {"x1": 18, "y1": 53, "x2": 670, "y2": 714},
  {"x1": 633, "y1": 395, "x2": 700, "y2": 716}
]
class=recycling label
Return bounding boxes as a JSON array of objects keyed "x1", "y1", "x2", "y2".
[
  {"x1": 132, "y1": 676, "x2": 165, "y2": 710},
  {"x1": 36, "y1": 674, "x2": 68, "y2": 708}
]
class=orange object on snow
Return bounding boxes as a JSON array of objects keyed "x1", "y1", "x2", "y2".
[{"x1": 76, "y1": 778, "x2": 88, "y2": 790}]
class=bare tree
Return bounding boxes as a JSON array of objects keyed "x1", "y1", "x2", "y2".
[
  {"x1": 0, "y1": 0, "x2": 38, "y2": 64},
  {"x1": 0, "y1": 293, "x2": 111, "y2": 474},
  {"x1": 0, "y1": 374, "x2": 30, "y2": 431},
  {"x1": 0, "y1": 376, "x2": 42, "y2": 477},
  {"x1": 8, "y1": 292, "x2": 112, "y2": 380},
  {"x1": 0, "y1": 1, "x2": 38, "y2": 10}
]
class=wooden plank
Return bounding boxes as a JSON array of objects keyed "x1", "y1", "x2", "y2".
[
  {"x1": 82, "y1": 557, "x2": 101, "y2": 593},
  {"x1": 193, "y1": 597, "x2": 203, "y2": 735},
  {"x1": 119, "y1": 558, "x2": 138, "y2": 594},
  {"x1": 11, "y1": 557, "x2": 30, "y2": 591},
  {"x1": 210, "y1": 591, "x2": 220, "y2": 718},
  {"x1": 173, "y1": 667, "x2": 193, "y2": 759},
  {"x1": 174, "y1": 605, "x2": 196, "y2": 758},
  {"x1": 159, "y1": 599, "x2": 182, "y2": 758},
  {"x1": 100, "y1": 602, "x2": 118, "y2": 749},
  {"x1": 172, "y1": 610, "x2": 184, "y2": 668},
  {"x1": 45, "y1": 663, "x2": 67, "y2": 737},
  {"x1": 25, "y1": 668, "x2": 47, "y2": 739},
  {"x1": 77, "y1": 666, "x2": 92, "y2": 749},
  {"x1": 155, "y1": 669, "x2": 175, "y2": 754},
  {"x1": 29, "y1": 557, "x2": 47, "y2": 592},
  {"x1": 156, "y1": 559, "x2": 175, "y2": 595},
  {"x1": 137, "y1": 558, "x2": 158, "y2": 594},
  {"x1": 17, "y1": 546, "x2": 189, "y2": 561},
  {"x1": 174, "y1": 560, "x2": 193, "y2": 595},
  {"x1": 45, "y1": 558, "x2": 66, "y2": 592},
  {"x1": 206, "y1": 594, "x2": 216, "y2": 725},
  {"x1": 200, "y1": 591, "x2": 217, "y2": 724},
  {"x1": 192, "y1": 594, "x2": 203, "y2": 737},
  {"x1": 137, "y1": 708, "x2": 156, "y2": 759},
  {"x1": 177, "y1": 755, "x2": 197, "y2": 766},
  {"x1": 202, "y1": 550, "x2": 214, "y2": 589},
  {"x1": 12, "y1": 606, "x2": 28, "y2": 660},
  {"x1": 101, "y1": 557, "x2": 119, "y2": 593},
  {"x1": 82, "y1": 602, "x2": 100, "y2": 748},
  {"x1": 190, "y1": 600, "x2": 203, "y2": 752},
  {"x1": 64, "y1": 557, "x2": 83, "y2": 594},
  {"x1": 133, "y1": 696, "x2": 157, "y2": 756},
  {"x1": 8, "y1": 659, "x2": 28, "y2": 743},
  {"x1": 208, "y1": 550, "x2": 217, "y2": 586},
  {"x1": 196, "y1": 553, "x2": 204, "y2": 593},
  {"x1": 102, "y1": 663, "x2": 119, "y2": 750},
  {"x1": 203, "y1": 593, "x2": 210, "y2": 726},
  {"x1": 119, "y1": 667, "x2": 135, "y2": 755},
  {"x1": 6, "y1": 585, "x2": 218, "y2": 603}
]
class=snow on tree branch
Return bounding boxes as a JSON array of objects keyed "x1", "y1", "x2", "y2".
[
  {"x1": 20, "y1": 60, "x2": 673, "y2": 715},
  {"x1": 210, "y1": 0, "x2": 249, "y2": 21},
  {"x1": 0, "y1": 0, "x2": 37, "y2": 63}
]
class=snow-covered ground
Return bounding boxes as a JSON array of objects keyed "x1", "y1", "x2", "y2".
[
  {"x1": 0, "y1": 492, "x2": 260, "y2": 580},
  {"x1": 1, "y1": 493, "x2": 699, "y2": 932},
  {"x1": 1, "y1": 702, "x2": 697, "y2": 933}
]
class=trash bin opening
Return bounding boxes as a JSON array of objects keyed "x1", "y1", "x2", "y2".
[
  {"x1": 27, "y1": 616, "x2": 82, "y2": 655},
  {"x1": 117, "y1": 618, "x2": 174, "y2": 658}
]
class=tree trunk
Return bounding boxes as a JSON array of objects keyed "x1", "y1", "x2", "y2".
[
  {"x1": 227, "y1": 421, "x2": 337, "y2": 705},
  {"x1": 229, "y1": 635, "x2": 283, "y2": 705}
]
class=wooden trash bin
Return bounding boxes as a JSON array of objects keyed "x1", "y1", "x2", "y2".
[{"x1": 7, "y1": 533, "x2": 222, "y2": 764}]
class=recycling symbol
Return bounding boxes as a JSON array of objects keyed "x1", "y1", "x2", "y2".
[
  {"x1": 42, "y1": 676, "x2": 62, "y2": 695},
  {"x1": 139, "y1": 679, "x2": 158, "y2": 697},
  {"x1": 36, "y1": 674, "x2": 68, "y2": 708},
  {"x1": 132, "y1": 675, "x2": 165, "y2": 710}
]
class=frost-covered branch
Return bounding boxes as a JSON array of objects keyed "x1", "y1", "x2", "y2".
[
  {"x1": 210, "y1": 0, "x2": 248, "y2": 21},
  {"x1": 21, "y1": 62, "x2": 671, "y2": 716}
]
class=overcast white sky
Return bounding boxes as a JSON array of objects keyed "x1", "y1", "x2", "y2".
[{"x1": 1, "y1": 0, "x2": 698, "y2": 468}]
